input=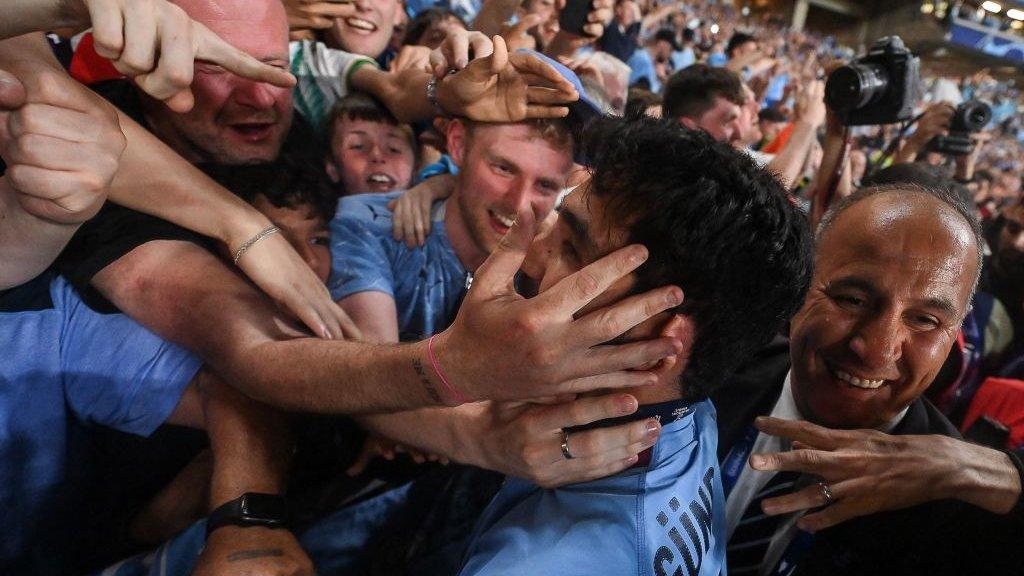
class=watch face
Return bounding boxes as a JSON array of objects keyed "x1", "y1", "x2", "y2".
[{"x1": 239, "y1": 493, "x2": 288, "y2": 523}]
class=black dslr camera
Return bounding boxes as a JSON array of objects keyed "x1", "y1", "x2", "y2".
[
  {"x1": 928, "y1": 100, "x2": 992, "y2": 156},
  {"x1": 824, "y1": 36, "x2": 922, "y2": 126}
]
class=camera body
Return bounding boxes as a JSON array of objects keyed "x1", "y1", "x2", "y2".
[
  {"x1": 824, "y1": 36, "x2": 922, "y2": 126},
  {"x1": 929, "y1": 100, "x2": 992, "y2": 156}
]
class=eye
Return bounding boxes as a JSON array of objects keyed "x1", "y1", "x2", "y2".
[
  {"x1": 907, "y1": 313, "x2": 941, "y2": 330},
  {"x1": 311, "y1": 235, "x2": 331, "y2": 247},
  {"x1": 347, "y1": 142, "x2": 366, "y2": 150},
  {"x1": 831, "y1": 293, "x2": 866, "y2": 311},
  {"x1": 493, "y1": 163, "x2": 513, "y2": 176},
  {"x1": 562, "y1": 240, "x2": 581, "y2": 264}
]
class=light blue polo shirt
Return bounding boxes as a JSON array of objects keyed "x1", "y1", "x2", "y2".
[
  {"x1": 459, "y1": 398, "x2": 726, "y2": 576},
  {"x1": 328, "y1": 191, "x2": 470, "y2": 342},
  {"x1": 1, "y1": 275, "x2": 201, "y2": 572}
]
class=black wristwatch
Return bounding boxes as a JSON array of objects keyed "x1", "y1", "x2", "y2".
[{"x1": 205, "y1": 493, "x2": 288, "y2": 539}]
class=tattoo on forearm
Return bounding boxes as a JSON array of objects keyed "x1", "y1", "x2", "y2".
[
  {"x1": 226, "y1": 548, "x2": 284, "y2": 562},
  {"x1": 412, "y1": 358, "x2": 442, "y2": 404}
]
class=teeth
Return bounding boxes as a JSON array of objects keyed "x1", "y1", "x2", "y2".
[
  {"x1": 368, "y1": 174, "x2": 393, "y2": 184},
  {"x1": 346, "y1": 17, "x2": 376, "y2": 31},
  {"x1": 835, "y1": 369, "x2": 885, "y2": 389},
  {"x1": 492, "y1": 212, "x2": 515, "y2": 228}
]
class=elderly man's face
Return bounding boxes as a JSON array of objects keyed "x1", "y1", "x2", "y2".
[
  {"x1": 149, "y1": 0, "x2": 292, "y2": 165},
  {"x1": 996, "y1": 204, "x2": 1024, "y2": 290},
  {"x1": 789, "y1": 192, "x2": 978, "y2": 429}
]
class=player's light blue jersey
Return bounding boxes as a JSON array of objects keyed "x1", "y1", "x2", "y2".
[{"x1": 459, "y1": 398, "x2": 727, "y2": 576}]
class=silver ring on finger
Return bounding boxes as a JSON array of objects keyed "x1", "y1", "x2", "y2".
[
  {"x1": 560, "y1": 429, "x2": 574, "y2": 460},
  {"x1": 817, "y1": 481, "x2": 834, "y2": 506}
]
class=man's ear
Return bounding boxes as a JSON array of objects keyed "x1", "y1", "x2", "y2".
[
  {"x1": 446, "y1": 119, "x2": 469, "y2": 169},
  {"x1": 325, "y1": 158, "x2": 341, "y2": 183},
  {"x1": 678, "y1": 116, "x2": 699, "y2": 131},
  {"x1": 649, "y1": 314, "x2": 696, "y2": 377}
]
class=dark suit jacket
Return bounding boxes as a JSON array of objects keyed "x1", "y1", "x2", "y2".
[{"x1": 711, "y1": 336, "x2": 1023, "y2": 576}]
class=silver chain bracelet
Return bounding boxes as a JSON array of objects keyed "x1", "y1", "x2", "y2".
[{"x1": 233, "y1": 225, "x2": 281, "y2": 265}]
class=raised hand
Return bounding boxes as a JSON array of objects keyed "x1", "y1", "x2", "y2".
[
  {"x1": 77, "y1": 0, "x2": 296, "y2": 112},
  {"x1": 283, "y1": 0, "x2": 356, "y2": 32},
  {"x1": 436, "y1": 35, "x2": 578, "y2": 122},
  {"x1": 232, "y1": 229, "x2": 362, "y2": 341},
  {"x1": 431, "y1": 206, "x2": 687, "y2": 403},
  {"x1": 0, "y1": 66, "x2": 124, "y2": 225},
  {"x1": 479, "y1": 393, "x2": 662, "y2": 488},
  {"x1": 749, "y1": 416, "x2": 1023, "y2": 532}
]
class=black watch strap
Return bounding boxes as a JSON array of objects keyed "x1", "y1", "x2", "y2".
[{"x1": 205, "y1": 493, "x2": 288, "y2": 539}]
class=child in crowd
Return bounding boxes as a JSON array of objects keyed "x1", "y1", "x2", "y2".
[{"x1": 324, "y1": 93, "x2": 418, "y2": 196}]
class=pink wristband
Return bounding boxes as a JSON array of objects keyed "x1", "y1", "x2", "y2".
[{"x1": 427, "y1": 334, "x2": 469, "y2": 405}]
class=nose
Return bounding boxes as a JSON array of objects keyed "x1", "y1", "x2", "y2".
[
  {"x1": 848, "y1": 309, "x2": 903, "y2": 372},
  {"x1": 504, "y1": 179, "x2": 532, "y2": 214},
  {"x1": 232, "y1": 79, "x2": 278, "y2": 110},
  {"x1": 368, "y1": 143, "x2": 386, "y2": 164}
]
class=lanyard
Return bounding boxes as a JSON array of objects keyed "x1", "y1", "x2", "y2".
[
  {"x1": 721, "y1": 425, "x2": 817, "y2": 574},
  {"x1": 721, "y1": 424, "x2": 759, "y2": 497}
]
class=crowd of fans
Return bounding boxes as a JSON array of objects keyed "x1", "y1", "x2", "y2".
[{"x1": 2, "y1": 0, "x2": 1024, "y2": 575}]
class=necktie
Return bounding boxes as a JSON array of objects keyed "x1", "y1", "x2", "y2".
[{"x1": 726, "y1": 471, "x2": 800, "y2": 575}]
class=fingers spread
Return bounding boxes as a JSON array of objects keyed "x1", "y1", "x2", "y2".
[
  {"x1": 753, "y1": 416, "x2": 844, "y2": 450},
  {"x1": 538, "y1": 244, "x2": 651, "y2": 317}
]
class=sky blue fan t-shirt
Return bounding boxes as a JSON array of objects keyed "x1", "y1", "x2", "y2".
[
  {"x1": 459, "y1": 398, "x2": 726, "y2": 576},
  {"x1": 0, "y1": 275, "x2": 201, "y2": 572},
  {"x1": 329, "y1": 191, "x2": 471, "y2": 342}
]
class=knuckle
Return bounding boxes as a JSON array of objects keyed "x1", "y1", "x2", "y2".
[
  {"x1": 33, "y1": 71, "x2": 64, "y2": 102},
  {"x1": 572, "y1": 270, "x2": 601, "y2": 300}
]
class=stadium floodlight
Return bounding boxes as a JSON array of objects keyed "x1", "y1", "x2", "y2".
[{"x1": 982, "y1": 1, "x2": 1002, "y2": 13}]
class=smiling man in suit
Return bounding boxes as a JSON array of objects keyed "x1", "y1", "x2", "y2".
[{"x1": 712, "y1": 183, "x2": 1024, "y2": 576}]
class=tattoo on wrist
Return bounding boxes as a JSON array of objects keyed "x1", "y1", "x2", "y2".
[
  {"x1": 412, "y1": 358, "x2": 442, "y2": 404},
  {"x1": 227, "y1": 548, "x2": 284, "y2": 563}
]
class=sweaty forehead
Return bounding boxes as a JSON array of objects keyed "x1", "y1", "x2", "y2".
[
  {"x1": 819, "y1": 192, "x2": 978, "y2": 299},
  {"x1": 175, "y1": 0, "x2": 288, "y2": 55}
]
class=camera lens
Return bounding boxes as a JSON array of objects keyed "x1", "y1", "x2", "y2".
[
  {"x1": 956, "y1": 100, "x2": 992, "y2": 132},
  {"x1": 825, "y1": 63, "x2": 890, "y2": 112}
]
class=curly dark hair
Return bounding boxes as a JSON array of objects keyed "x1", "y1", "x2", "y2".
[
  {"x1": 581, "y1": 117, "x2": 814, "y2": 398},
  {"x1": 203, "y1": 153, "x2": 338, "y2": 224},
  {"x1": 662, "y1": 64, "x2": 745, "y2": 122}
]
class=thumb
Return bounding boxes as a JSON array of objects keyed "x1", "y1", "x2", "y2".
[{"x1": 0, "y1": 69, "x2": 26, "y2": 111}]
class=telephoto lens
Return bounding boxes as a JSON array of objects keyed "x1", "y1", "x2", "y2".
[
  {"x1": 952, "y1": 100, "x2": 992, "y2": 133},
  {"x1": 825, "y1": 63, "x2": 889, "y2": 113}
]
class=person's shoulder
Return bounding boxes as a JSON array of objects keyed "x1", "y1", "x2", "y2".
[{"x1": 333, "y1": 192, "x2": 404, "y2": 236}]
